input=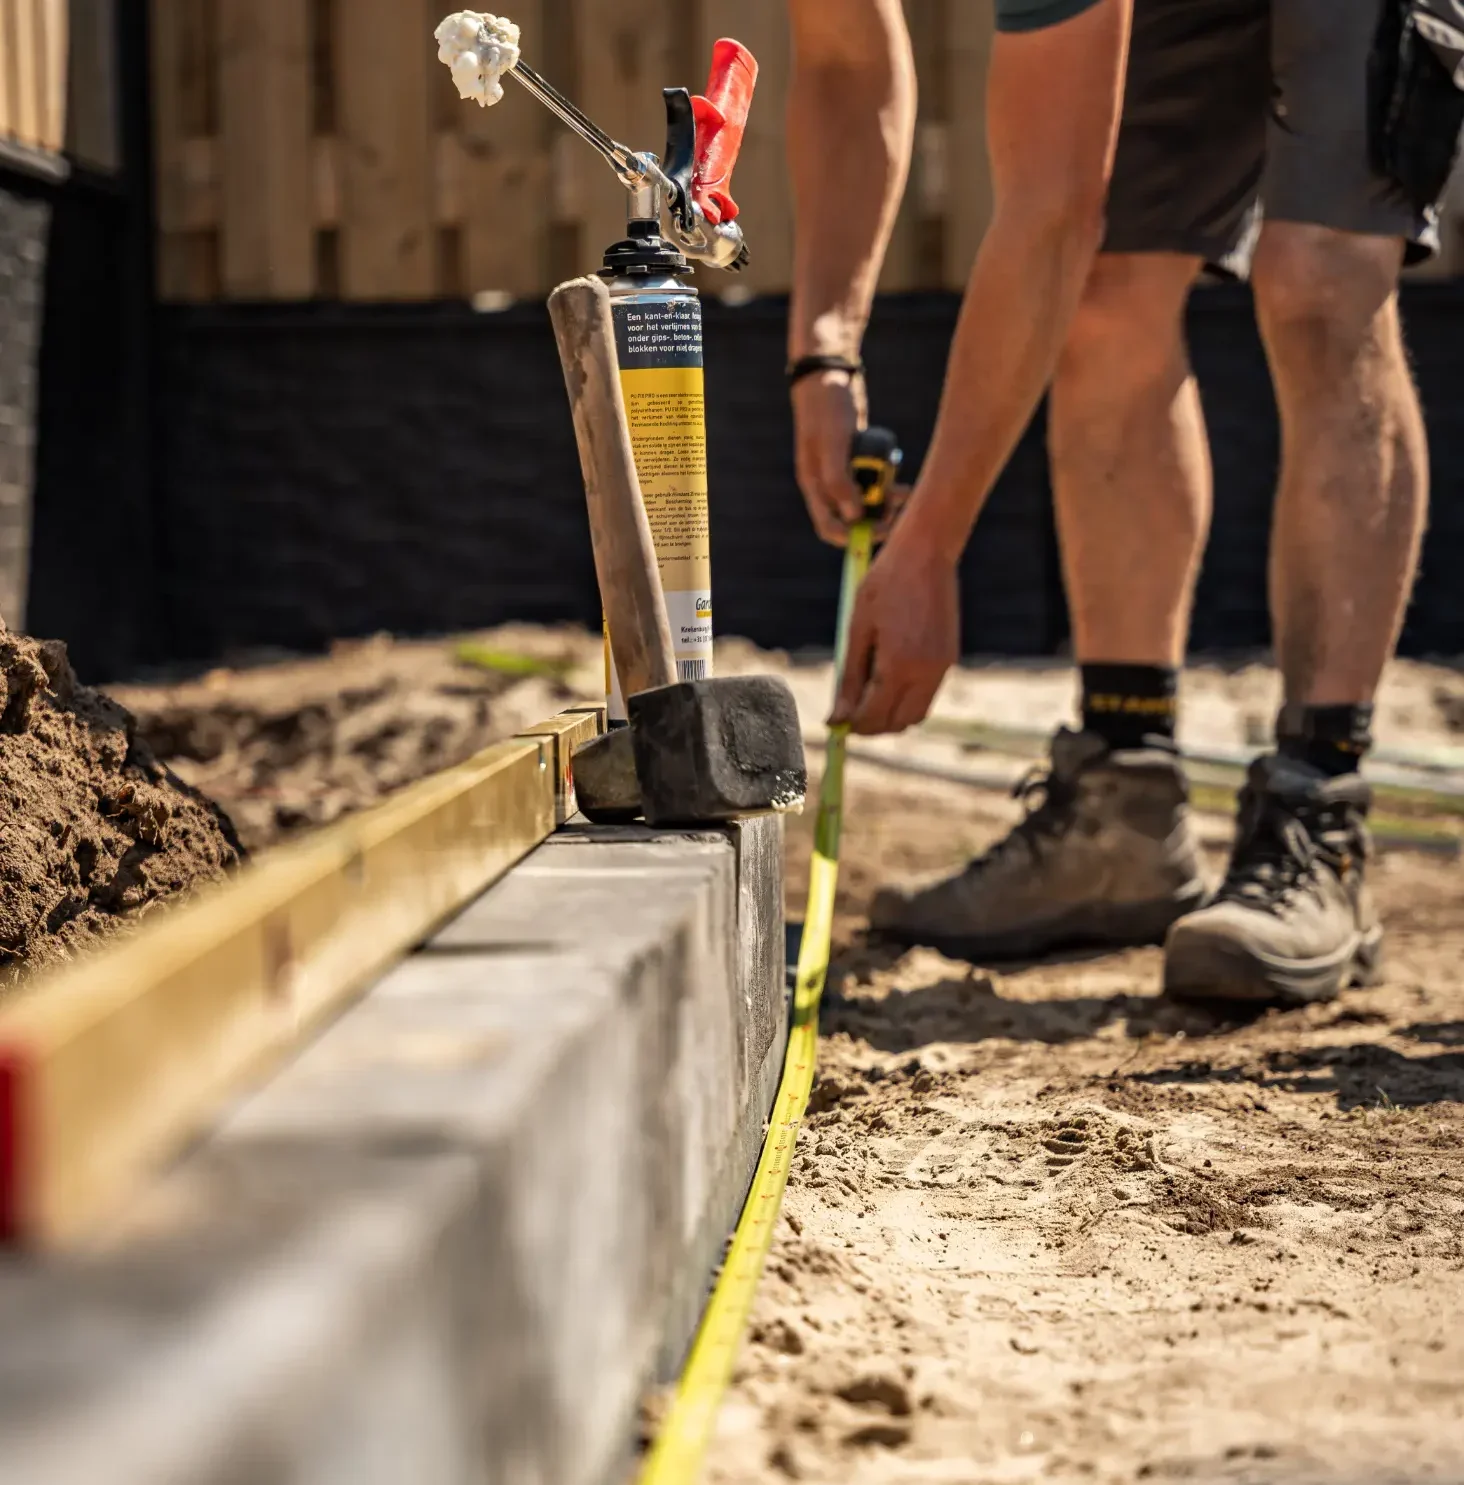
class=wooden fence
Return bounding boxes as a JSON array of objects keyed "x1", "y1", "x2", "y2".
[
  {"x1": 144, "y1": 0, "x2": 1464, "y2": 302},
  {"x1": 2, "y1": 0, "x2": 121, "y2": 171},
  {"x1": 148, "y1": 0, "x2": 994, "y2": 301},
  {"x1": 0, "y1": 0, "x2": 68, "y2": 155}
]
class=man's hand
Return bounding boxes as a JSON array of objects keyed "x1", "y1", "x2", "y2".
[
  {"x1": 792, "y1": 371, "x2": 865, "y2": 545},
  {"x1": 793, "y1": 372, "x2": 912, "y2": 546},
  {"x1": 788, "y1": 0, "x2": 916, "y2": 540},
  {"x1": 828, "y1": 530, "x2": 960, "y2": 735}
]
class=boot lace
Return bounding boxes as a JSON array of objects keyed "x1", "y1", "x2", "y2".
[
  {"x1": 1217, "y1": 788, "x2": 1358, "y2": 909},
  {"x1": 966, "y1": 762, "x2": 1079, "y2": 875}
]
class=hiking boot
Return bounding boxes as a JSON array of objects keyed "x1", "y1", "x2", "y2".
[
  {"x1": 1163, "y1": 754, "x2": 1382, "y2": 1007},
  {"x1": 869, "y1": 727, "x2": 1207, "y2": 960}
]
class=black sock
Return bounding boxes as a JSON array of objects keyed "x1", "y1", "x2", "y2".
[
  {"x1": 1080, "y1": 664, "x2": 1179, "y2": 750},
  {"x1": 1277, "y1": 703, "x2": 1373, "y2": 778}
]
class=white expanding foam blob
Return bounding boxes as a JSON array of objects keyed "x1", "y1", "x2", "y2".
[{"x1": 434, "y1": 12, "x2": 521, "y2": 107}]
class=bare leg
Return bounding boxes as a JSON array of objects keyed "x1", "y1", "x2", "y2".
[
  {"x1": 1048, "y1": 253, "x2": 1212, "y2": 666},
  {"x1": 1164, "y1": 225, "x2": 1426, "y2": 1011},
  {"x1": 1251, "y1": 223, "x2": 1428, "y2": 708}
]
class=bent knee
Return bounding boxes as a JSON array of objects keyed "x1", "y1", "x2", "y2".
[
  {"x1": 1056, "y1": 254, "x2": 1199, "y2": 394},
  {"x1": 1252, "y1": 225, "x2": 1402, "y2": 360}
]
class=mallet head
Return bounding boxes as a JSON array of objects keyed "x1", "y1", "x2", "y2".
[
  {"x1": 571, "y1": 673, "x2": 807, "y2": 826},
  {"x1": 629, "y1": 673, "x2": 806, "y2": 826}
]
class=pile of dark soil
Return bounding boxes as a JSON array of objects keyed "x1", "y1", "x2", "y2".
[
  {"x1": 0, "y1": 622, "x2": 243, "y2": 990},
  {"x1": 107, "y1": 629, "x2": 599, "y2": 853}
]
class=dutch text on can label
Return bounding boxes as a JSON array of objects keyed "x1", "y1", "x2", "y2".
[{"x1": 604, "y1": 294, "x2": 714, "y2": 721}]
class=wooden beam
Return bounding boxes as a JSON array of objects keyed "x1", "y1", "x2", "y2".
[
  {"x1": 0, "y1": 709, "x2": 601, "y2": 1248},
  {"x1": 66, "y1": 0, "x2": 121, "y2": 171},
  {"x1": 10, "y1": 0, "x2": 44, "y2": 147},
  {"x1": 519, "y1": 705, "x2": 606, "y2": 822},
  {"x1": 944, "y1": 0, "x2": 993, "y2": 288},
  {"x1": 335, "y1": 0, "x2": 434, "y2": 297},
  {"x1": 39, "y1": 0, "x2": 65, "y2": 152},
  {"x1": 217, "y1": 0, "x2": 314, "y2": 297},
  {"x1": 153, "y1": 129, "x2": 493, "y2": 238},
  {"x1": 574, "y1": 0, "x2": 673, "y2": 275},
  {"x1": 148, "y1": 0, "x2": 184, "y2": 230},
  {"x1": 150, "y1": 0, "x2": 221, "y2": 299},
  {"x1": 0, "y1": 0, "x2": 14, "y2": 141},
  {"x1": 313, "y1": 132, "x2": 338, "y2": 224},
  {"x1": 696, "y1": 0, "x2": 793, "y2": 296},
  {"x1": 454, "y1": 0, "x2": 552, "y2": 297}
]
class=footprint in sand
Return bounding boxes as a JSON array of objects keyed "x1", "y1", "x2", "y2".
[
  {"x1": 1043, "y1": 1115, "x2": 1094, "y2": 1170},
  {"x1": 1039, "y1": 1110, "x2": 1158, "y2": 1181}
]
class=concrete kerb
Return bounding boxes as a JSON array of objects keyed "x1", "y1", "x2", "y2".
[{"x1": 0, "y1": 814, "x2": 787, "y2": 1485}]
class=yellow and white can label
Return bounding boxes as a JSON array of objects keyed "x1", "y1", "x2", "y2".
[{"x1": 604, "y1": 290, "x2": 713, "y2": 722}]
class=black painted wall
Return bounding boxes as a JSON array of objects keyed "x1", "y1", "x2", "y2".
[
  {"x1": 0, "y1": 181, "x2": 49, "y2": 628},
  {"x1": 22, "y1": 0, "x2": 160, "y2": 681},
  {"x1": 13, "y1": 3, "x2": 1464, "y2": 679},
  {"x1": 136, "y1": 283, "x2": 1464, "y2": 678}
]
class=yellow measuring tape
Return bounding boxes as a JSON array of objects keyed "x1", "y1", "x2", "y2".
[{"x1": 640, "y1": 431, "x2": 897, "y2": 1483}]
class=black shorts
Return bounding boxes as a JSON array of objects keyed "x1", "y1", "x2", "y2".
[{"x1": 1105, "y1": 0, "x2": 1442, "y2": 272}]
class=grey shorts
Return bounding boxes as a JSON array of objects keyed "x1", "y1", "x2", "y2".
[{"x1": 1105, "y1": 0, "x2": 1441, "y2": 273}]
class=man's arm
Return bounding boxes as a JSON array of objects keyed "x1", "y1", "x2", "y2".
[
  {"x1": 832, "y1": 0, "x2": 1133, "y2": 733},
  {"x1": 787, "y1": 0, "x2": 916, "y2": 544}
]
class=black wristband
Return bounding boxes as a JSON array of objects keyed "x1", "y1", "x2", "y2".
[{"x1": 785, "y1": 354, "x2": 864, "y2": 389}]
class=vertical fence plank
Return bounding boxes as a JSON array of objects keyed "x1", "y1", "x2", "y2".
[
  {"x1": 0, "y1": 0, "x2": 15, "y2": 139},
  {"x1": 697, "y1": 0, "x2": 792, "y2": 296},
  {"x1": 877, "y1": 0, "x2": 919, "y2": 292},
  {"x1": 945, "y1": 0, "x2": 993, "y2": 289},
  {"x1": 446, "y1": 0, "x2": 552, "y2": 298},
  {"x1": 67, "y1": 0, "x2": 121, "y2": 170},
  {"x1": 27, "y1": 0, "x2": 48, "y2": 146},
  {"x1": 216, "y1": 0, "x2": 313, "y2": 297},
  {"x1": 151, "y1": 0, "x2": 222, "y2": 299},
  {"x1": 912, "y1": 0, "x2": 949, "y2": 290},
  {"x1": 40, "y1": 0, "x2": 66, "y2": 151},
  {"x1": 150, "y1": 0, "x2": 189, "y2": 294},
  {"x1": 573, "y1": 0, "x2": 674, "y2": 273},
  {"x1": 335, "y1": 0, "x2": 434, "y2": 297},
  {"x1": 11, "y1": 0, "x2": 43, "y2": 145}
]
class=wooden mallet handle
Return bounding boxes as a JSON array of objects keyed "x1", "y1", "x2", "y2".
[{"x1": 548, "y1": 276, "x2": 677, "y2": 696}]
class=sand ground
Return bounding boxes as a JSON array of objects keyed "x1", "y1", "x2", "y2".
[
  {"x1": 701, "y1": 755, "x2": 1464, "y2": 1485},
  {"x1": 12, "y1": 625, "x2": 1462, "y2": 1474}
]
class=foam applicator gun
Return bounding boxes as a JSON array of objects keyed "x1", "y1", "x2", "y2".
[{"x1": 435, "y1": 12, "x2": 757, "y2": 271}]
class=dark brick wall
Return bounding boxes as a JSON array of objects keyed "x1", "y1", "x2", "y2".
[
  {"x1": 38, "y1": 280, "x2": 1464, "y2": 676},
  {"x1": 145, "y1": 294, "x2": 1065, "y2": 671},
  {"x1": 0, "y1": 185, "x2": 50, "y2": 626}
]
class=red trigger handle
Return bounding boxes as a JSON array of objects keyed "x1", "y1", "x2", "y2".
[{"x1": 690, "y1": 39, "x2": 758, "y2": 226}]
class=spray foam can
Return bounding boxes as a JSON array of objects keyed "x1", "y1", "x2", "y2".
[{"x1": 598, "y1": 192, "x2": 713, "y2": 724}]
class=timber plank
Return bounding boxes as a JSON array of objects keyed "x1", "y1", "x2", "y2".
[
  {"x1": 697, "y1": 0, "x2": 792, "y2": 296},
  {"x1": 11, "y1": 0, "x2": 43, "y2": 147},
  {"x1": 66, "y1": 0, "x2": 121, "y2": 170},
  {"x1": 574, "y1": 0, "x2": 673, "y2": 275},
  {"x1": 0, "y1": 1, "x2": 12, "y2": 141},
  {"x1": 335, "y1": 0, "x2": 434, "y2": 297},
  {"x1": 217, "y1": 0, "x2": 314, "y2": 297},
  {"x1": 453, "y1": 0, "x2": 551, "y2": 297},
  {"x1": 945, "y1": 0, "x2": 993, "y2": 287},
  {"x1": 0, "y1": 713, "x2": 604, "y2": 1248},
  {"x1": 0, "y1": 1, "x2": 13, "y2": 141}
]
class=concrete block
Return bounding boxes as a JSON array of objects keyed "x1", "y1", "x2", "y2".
[{"x1": 0, "y1": 818, "x2": 786, "y2": 1485}]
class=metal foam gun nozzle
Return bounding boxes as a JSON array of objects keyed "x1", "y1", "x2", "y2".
[{"x1": 436, "y1": 14, "x2": 756, "y2": 272}]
